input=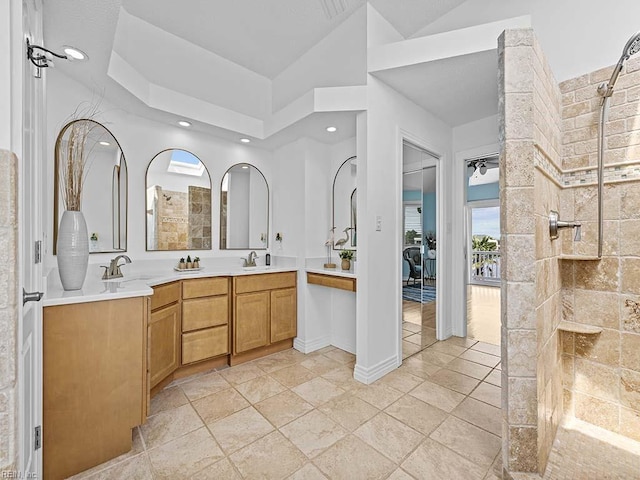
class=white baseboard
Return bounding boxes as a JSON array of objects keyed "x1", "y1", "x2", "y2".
[
  {"x1": 293, "y1": 335, "x2": 331, "y2": 354},
  {"x1": 353, "y1": 354, "x2": 400, "y2": 384}
]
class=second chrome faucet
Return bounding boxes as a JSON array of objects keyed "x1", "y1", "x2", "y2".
[{"x1": 242, "y1": 251, "x2": 258, "y2": 267}]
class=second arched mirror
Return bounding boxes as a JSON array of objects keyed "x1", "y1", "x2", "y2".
[
  {"x1": 332, "y1": 156, "x2": 357, "y2": 250},
  {"x1": 220, "y1": 163, "x2": 269, "y2": 250},
  {"x1": 145, "y1": 149, "x2": 212, "y2": 251}
]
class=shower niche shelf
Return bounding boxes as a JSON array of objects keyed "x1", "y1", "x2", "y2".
[
  {"x1": 559, "y1": 255, "x2": 600, "y2": 261},
  {"x1": 558, "y1": 321, "x2": 603, "y2": 335}
]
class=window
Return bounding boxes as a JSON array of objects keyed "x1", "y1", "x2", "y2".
[{"x1": 403, "y1": 202, "x2": 422, "y2": 246}]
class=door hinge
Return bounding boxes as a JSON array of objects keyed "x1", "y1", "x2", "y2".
[
  {"x1": 34, "y1": 240, "x2": 42, "y2": 264},
  {"x1": 34, "y1": 425, "x2": 41, "y2": 450}
]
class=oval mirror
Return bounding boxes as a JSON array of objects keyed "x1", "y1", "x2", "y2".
[
  {"x1": 332, "y1": 156, "x2": 357, "y2": 250},
  {"x1": 220, "y1": 163, "x2": 268, "y2": 250},
  {"x1": 145, "y1": 149, "x2": 212, "y2": 251},
  {"x1": 53, "y1": 119, "x2": 128, "y2": 254}
]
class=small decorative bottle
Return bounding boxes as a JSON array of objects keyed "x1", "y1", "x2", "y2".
[
  {"x1": 186, "y1": 255, "x2": 193, "y2": 269},
  {"x1": 193, "y1": 256, "x2": 200, "y2": 268},
  {"x1": 89, "y1": 233, "x2": 99, "y2": 253},
  {"x1": 179, "y1": 258, "x2": 186, "y2": 269}
]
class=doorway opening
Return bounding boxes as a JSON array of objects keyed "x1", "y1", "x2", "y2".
[
  {"x1": 465, "y1": 156, "x2": 501, "y2": 346},
  {"x1": 401, "y1": 142, "x2": 439, "y2": 358}
]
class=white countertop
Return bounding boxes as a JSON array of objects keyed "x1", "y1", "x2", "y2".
[
  {"x1": 43, "y1": 258, "x2": 298, "y2": 307},
  {"x1": 305, "y1": 258, "x2": 357, "y2": 279}
]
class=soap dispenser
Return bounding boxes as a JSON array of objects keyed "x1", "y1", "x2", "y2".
[{"x1": 265, "y1": 249, "x2": 271, "y2": 266}]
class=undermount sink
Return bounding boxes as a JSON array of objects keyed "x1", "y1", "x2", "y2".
[
  {"x1": 242, "y1": 266, "x2": 271, "y2": 271},
  {"x1": 102, "y1": 274, "x2": 155, "y2": 283}
]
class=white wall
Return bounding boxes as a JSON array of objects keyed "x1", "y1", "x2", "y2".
[
  {"x1": 355, "y1": 71, "x2": 452, "y2": 382},
  {"x1": 45, "y1": 71, "x2": 273, "y2": 268},
  {"x1": 0, "y1": 0, "x2": 10, "y2": 150},
  {"x1": 227, "y1": 170, "x2": 250, "y2": 247},
  {"x1": 271, "y1": 6, "x2": 367, "y2": 112},
  {"x1": 272, "y1": 138, "x2": 328, "y2": 351},
  {"x1": 114, "y1": 8, "x2": 272, "y2": 120},
  {"x1": 81, "y1": 147, "x2": 119, "y2": 250},
  {"x1": 271, "y1": 135, "x2": 359, "y2": 354},
  {"x1": 271, "y1": 139, "x2": 306, "y2": 258},
  {"x1": 248, "y1": 167, "x2": 268, "y2": 249},
  {"x1": 412, "y1": 0, "x2": 640, "y2": 83}
]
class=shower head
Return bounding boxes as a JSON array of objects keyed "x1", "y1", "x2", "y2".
[
  {"x1": 622, "y1": 31, "x2": 640, "y2": 59},
  {"x1": 598, "y1": 31, "x2": 640, "y2": 99}
]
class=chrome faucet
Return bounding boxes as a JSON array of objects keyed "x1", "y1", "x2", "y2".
[
  {"x1": 243, "y1": 251, "x2": 258, "y2": 267},
  {"x1": 101, "y1": 254, "x2": 132, "y2": 280}
]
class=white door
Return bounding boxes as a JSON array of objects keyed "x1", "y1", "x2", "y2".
[{"x1": 19, "y1": 0, "x2": 44, "y2": 476}]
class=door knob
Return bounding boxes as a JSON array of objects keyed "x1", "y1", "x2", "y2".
[{"x1": 23, "y1": 288, "x2": 44, "y2": 305}]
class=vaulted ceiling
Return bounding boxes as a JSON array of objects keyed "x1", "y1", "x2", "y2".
[
  {"x1": 44, "y1": 0, "x2": 504, "y2": 148},
  {"x1": 43, "y1": 0, "x2": 640, "y2": 148}
]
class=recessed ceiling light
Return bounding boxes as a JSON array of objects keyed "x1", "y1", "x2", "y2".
[
  {"x1": 240, "y1": 138, "x2": 251, "y2": 143},
  {"x1": 62, "y1": 46, "x2": 88, "y2": 61},
  {"x1": 326, "y1": 126, "x2": 337, "y2": 133},
  {"x1": 99, "y1": 141, "x2": 110, "y2": 146},
  {"x1": 178, "y1": 120, "x2": 191, "y2": 127},
  {"x1": 241, "y1": 165, "x2": 249, "y2": 169}
]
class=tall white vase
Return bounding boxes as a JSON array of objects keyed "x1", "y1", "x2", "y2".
[{"x1": 57, "y1": 210, "x2": 89, "y2": 291}]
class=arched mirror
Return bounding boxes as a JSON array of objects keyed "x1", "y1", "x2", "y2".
[
  {"x1": 145, "y1": 149, "x2": 212, "y2": 251},
  {"x1": 220, "y1": 163, "x2": 268, "y2": 250},
  {"x1": 53, "y1": 119, "x2": 128, "y2": 254},
  {"x1": 332, "y1": 156, "x2": 357, "y2": 250}
]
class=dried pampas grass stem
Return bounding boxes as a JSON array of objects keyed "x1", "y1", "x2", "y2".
[{"x1": 57, "y1": 101, "x2": 101, "y2": 211}]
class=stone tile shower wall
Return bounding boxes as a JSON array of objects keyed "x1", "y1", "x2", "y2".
[
  {"x1": 156, "y1": 189, "x2": 188, "y2": 250},
  {"x1": 531, "y1": 31, "x2": 564, "y2": 475},
  {"x1": 187, "y1": 186, "x2": 212, "y2": 250},
  {"x1": 559, "y1": 56, "x2": 640, "y2": 442},
  {"x1": 0, "y1": 150, "x2": 19, "y2": 473},
  {"x1": 500, "y1": 29, "x2": 564, "y2": 476}
]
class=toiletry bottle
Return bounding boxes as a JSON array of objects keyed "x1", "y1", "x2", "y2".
[{"x1": 265, "y1": 249, "x2": 271, "y2": 266}]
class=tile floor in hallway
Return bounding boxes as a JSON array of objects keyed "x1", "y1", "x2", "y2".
[{"x1": 69, "y1": 340, "x2": 503, "y2": 480}]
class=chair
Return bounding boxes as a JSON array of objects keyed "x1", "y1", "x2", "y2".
[{"x1": 403, "y1": 247, "x2": 422, "y2": 286}]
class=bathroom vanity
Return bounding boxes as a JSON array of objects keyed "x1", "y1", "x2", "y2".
[
  {"x1": 42, "y1": 265, "x2": 297, "y2": 479},
  {"x1": 43, "y1": 296, "x2": 148, "y2": 480}
]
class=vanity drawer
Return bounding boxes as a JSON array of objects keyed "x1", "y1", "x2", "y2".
[
  {"x1": 234, "y1": 272, "x2": 296, "y2": 294},
  {"x1": 182, "y1": 277, "x2": 229, "y2": 299},
  {"x1": 182, "y1": 296, "x2": 228, "y2": 332},
  {"x1": 150, "y1": 282, "x2": 181, "y2": 311},
  {"x1": 182, "y1": 325, "x2": 228, "y2": 364}
]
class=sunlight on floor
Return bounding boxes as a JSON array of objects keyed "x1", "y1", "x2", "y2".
[{"x1": 467, "y1": 285, "x2": 500, "y2": 346}]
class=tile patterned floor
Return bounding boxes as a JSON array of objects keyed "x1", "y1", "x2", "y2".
[{"x1": 69, "y1": 340, "x2": 504, "y2": 480}]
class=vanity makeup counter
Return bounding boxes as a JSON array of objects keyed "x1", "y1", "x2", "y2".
[
  {"x1": 42, "y1": 257, "x2": 297, "y2": 307},
  {"x1": 305, "y1": 258, "x2": 357, "y2": 292},
  {"x1": 305, "y1": 259, "x2": 357, "y2": 279}
]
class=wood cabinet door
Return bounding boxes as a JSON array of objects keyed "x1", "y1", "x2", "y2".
[
  {"x1": 148, "y1": 303, "x2": 180, "y2": 388},
  {"x1": 234, "y1": 291, "x2": 269, "y2": 354},
  {"x1": 270, "y1": 288, "x2": 297, "y2": 343}
]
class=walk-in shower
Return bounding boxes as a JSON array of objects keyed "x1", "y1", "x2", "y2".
[{"x1": 596, "y1": 31, "x2": 640, "y2": 257}]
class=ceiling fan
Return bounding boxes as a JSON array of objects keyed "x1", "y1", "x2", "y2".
[{"x1": 467, "y1": 156, "x2": 499, "y2": 176}]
